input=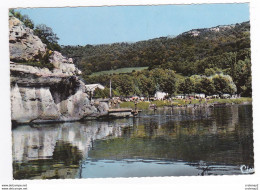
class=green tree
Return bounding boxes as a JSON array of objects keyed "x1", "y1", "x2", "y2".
[
  {"x1": 34, "y1": 24, "x2": 61, "y2": 51},
  {"x1": 212, "y1": 74, "x2": 237, "y2": 95},
  {"x1": 113, "y1": 75, "x2": 134, "y2": 96},
  {"x1": 21, "y1": 15, "x2": 34, "y2": 29},
  {"x1": 179, "y1": 78, "x2": 195, "y2": 95},
  {"x1": 241, "y1": 76, "x2": 252, "y2": 97},
  {"x1": 196, "y1": 77, "x2": 215, "y2": 96},
  {"x1": 138, "y1": 75, "x2": 156, "y2": 98},
  {"x1": 233, "y1": 58, "x2": 251, "y2": 96},
  {"x1": 93, "y1": 88, "x2": 110, "y2": 98},
  {"x1": 158, "y1": 69, "x2": 177, "y2": 97}
]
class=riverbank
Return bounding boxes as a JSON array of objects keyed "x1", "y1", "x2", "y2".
[{"x1": 120, "y1": 97, "x2": 252, "y2": 110}]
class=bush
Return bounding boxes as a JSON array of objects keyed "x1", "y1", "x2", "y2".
[
  {"x1": 120, "y1": 101, "x2": 150, "y2": 110},
  {"x1": 152, "y1": 100, "x2": 171, "y2": 107},
  {"x1": 93, "y1": 88, "x2": 110, "y2": 99},
  {"x1": 120, "y1": 102, "x2": 135, "y2": 109}
]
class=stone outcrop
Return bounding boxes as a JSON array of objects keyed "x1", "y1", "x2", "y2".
[
  {"x1": 9, "y1": 14, "x2": 46, "y2": 62},
  {"x1": 10, "y1": 62, "x2": 108, "y2": 124},
  {"x1": 10, "y1": 62, "x2": 109, "y2": 123},
  {"x1": 49, "y1": 51, "x2": 82, "y2": 76},
  {"x1": 9, "y1": 15, "x2": 109, "y2": 124},
  {"x1": 182, "y1": 24, "x2": 236, "y2": 37}
]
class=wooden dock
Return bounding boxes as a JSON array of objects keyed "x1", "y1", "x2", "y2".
[
  {"x1": 108, "y1": 109, "x2": 141, "y2": 117},
  {"x1": 108, "y1": 108, "x2": 132, "y2": 113}
]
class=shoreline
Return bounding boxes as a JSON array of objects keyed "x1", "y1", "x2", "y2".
[
  {"x1": 120, "y1": 97, "x2": 252, "y2": 110},
  {"x1": 12, "y1": 98, "x2": 252, "y2": 126}
]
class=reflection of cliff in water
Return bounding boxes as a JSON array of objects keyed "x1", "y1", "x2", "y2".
[{"x1": 12, "y1": 122, "x2": 122, "y2": 179}]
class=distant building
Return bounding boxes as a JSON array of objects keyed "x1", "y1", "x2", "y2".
[
  {"x1": 154, "y1": 91, "x2": 167, "y2": 100},
  {"x1": 85, "y1": 84, "x2": 105, "y2": 93}
]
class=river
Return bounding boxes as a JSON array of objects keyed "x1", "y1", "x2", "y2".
[{"x1": 12, "y1": 104, "x2": 254, "y2": 179}]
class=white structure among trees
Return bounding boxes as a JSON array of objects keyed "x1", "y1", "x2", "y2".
[
  {"x1": 154, "y1": 91, "x2": 168, "y2": 100},
  {"x1": 85, "y1": 84, "x2": 105, "y2": 93}
]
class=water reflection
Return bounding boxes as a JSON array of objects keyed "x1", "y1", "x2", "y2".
[
  {"x1": 12, "y1": 122, "x2": 121, "y2": 179},
  {"x1": 12, "y1": 105, "x2": 254, "y2": 179}
]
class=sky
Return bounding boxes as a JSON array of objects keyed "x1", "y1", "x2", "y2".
[{"x1": 17, "y1": 3, "x2": 250, "y2": 46}]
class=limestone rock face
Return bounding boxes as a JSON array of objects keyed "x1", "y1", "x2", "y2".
[
  {"x1": 97, "y1": 102, "x2": 109, "y2": 116},
  {"x1": 9, "y1": 15, "x2": 46, "y2": 62},
  {"x1": 11, "y1": 85, "x2": 60, "y2": 123},
  {"x1": 10, "y1": 66, "x2": 108, "y2": 123},
  {"x1": 182, "y1": 24, "x2": 236, "y2": 37},
  {"x1": 9, "y1": 14, "x2": 80, "y2": 76},
  {"x1": 9, "y1": 15, "x2": 108, "y2": 124},
  {"x1": 57, "y1": 90, "x2": 98, "y2": 121},
  {"x1": 10, "y1": 79, "x2": 109, "y2": 123},
  {"x1": 49, "y1": 51, "x2": 82, "y2": 76}
]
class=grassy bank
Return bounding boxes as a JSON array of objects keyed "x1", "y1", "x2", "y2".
[
  {"x1": 120, "y1": 97, "x2": 252, "y2": 110},
  {"x1": 119, "y1": 101, "x2": 150, "y2": 110},
  {"x1": 207, "y1": 97, "x2": 252, "y2": 104},
  {"x1": 90, "y1": 67, "x2": 148, "y2": 76}
]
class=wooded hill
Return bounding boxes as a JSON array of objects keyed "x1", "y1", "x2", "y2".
[
  {"x1": 61, "y1": 21, "x2": 250, "y2": 75},
  {"x1": 61, "y1": 21, "x2": 251, "y2": 96}
]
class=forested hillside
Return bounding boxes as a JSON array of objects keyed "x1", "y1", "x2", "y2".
[
  {"x1": 61, "y1": 21, "x2": 251, "y2": 97},
  {"x1": 61, "y1": 22, "x2": 250, "y2": 74}
]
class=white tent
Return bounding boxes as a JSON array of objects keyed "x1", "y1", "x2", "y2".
[{"x1": 154, "y1": 91, "x2": 167, "y2": 100}]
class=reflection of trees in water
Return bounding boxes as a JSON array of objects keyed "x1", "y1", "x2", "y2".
[
  {"x1": 136, "y1": 105, "x2": 245, "y2": 137},
  {"x1": 236, "y1": 106, "x2": 254, "y2": 168},
  {"x1": 13, "y1": 141, "x2": 82, "y2": 179},
  {"x1": 209, "y1": 105, "x2": 253, "y2": 168},
  {"x1": 89, "y1": 105, "x2": 253, "y2": 167}
]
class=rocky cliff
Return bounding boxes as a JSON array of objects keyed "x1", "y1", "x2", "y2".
[
  {"x1": 9, "y1": 14, "x2": 46, "y2": 62},
  {"x1": 182, "y1": 25, "x2": 235, "y2": 37},
  {"x1": 9, "y1": 14, "x2": 108, "y2": 124}
]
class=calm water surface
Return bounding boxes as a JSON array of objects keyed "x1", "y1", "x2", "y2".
[{"x1": 12, "y1": 105, "x2": 254, "y2": 179}]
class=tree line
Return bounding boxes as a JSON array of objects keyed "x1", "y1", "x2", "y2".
[{"x1": 86, "y1": 68, "x2": 238, "y2": 98}]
